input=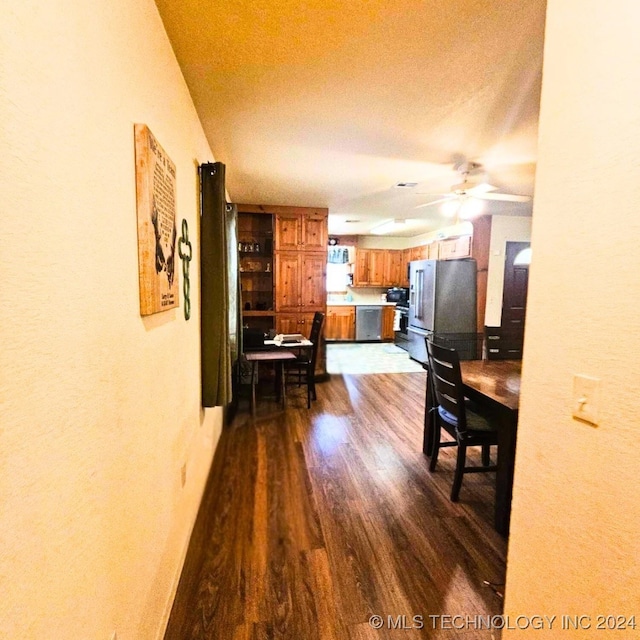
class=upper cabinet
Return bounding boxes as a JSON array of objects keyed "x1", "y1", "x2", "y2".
[
  {"x1": 367, "y1": 249, "x2": 386, "y2": 286},
  {"x1": 275, "y1": 209, "x2": 328, "y2": 251},
  {"x1": 410, "y1": 245, "x2": 429, "y2": 262},
  {"x1": 275, "y1": 251, "x2": 326, "y2": 312},
  {"x1": 273, "y1": 206, "x2": 327, "y2": 315},
  {"x1": 354, "y1": 248, "x2": 405, "y2": 287},
  {"x1": 438, "y1": 235, "x2": 472, "y2": 260},
  {"x1": 385, "y1": 250, "x2": 403, "y2": 286}
]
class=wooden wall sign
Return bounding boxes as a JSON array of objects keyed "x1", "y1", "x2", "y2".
[{"x1": 134, "y1": 124, "x2": 179, "y2": 315}]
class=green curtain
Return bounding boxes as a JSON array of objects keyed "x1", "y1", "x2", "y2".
[{"x1": 200, "y1": 162, "x2": 235, "y2": 407}]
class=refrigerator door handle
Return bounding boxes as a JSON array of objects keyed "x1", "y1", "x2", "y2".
[
  {"x1": 415, "y1": 269, "x2": 423, "y2": 319},
  {"x1": 408, "y1": 326, "x2": 430, "y2": 337}
]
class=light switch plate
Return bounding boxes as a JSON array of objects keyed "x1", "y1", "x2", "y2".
[{"x1": 572, "y1": 374, "x2": 600, "y2": 426}]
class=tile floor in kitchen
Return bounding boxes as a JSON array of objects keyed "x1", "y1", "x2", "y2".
[{"x1": 326, "y1": 342, "x2": 425, "y2": 374}]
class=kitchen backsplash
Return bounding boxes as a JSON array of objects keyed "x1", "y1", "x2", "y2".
[{"x1": 327, "y1": 287, "x2": 388, "y2": 304}]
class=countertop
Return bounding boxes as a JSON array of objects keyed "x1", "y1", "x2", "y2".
[{"x1": 326, "y1": 301, "x2": 398, "y2": 307}]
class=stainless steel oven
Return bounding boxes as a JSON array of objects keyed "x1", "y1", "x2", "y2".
[{"x1": 394, "y1": 304, "x2": 410, "y2": 351}]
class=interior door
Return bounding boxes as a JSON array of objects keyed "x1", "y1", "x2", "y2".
[{"x1": 501, "y1": 241, "x2": 530, "y2": 328}]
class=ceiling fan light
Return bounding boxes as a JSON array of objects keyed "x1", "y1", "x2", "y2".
[
  {"x1": 440, "y1": 200, "x2": 459, "y2": 217},
  {"x1": 458, "y1": 197, "x2": 485, "y2": 219}
]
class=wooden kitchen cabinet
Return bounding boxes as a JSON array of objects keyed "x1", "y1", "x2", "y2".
[
  {"x1": 274, "y1": 208, "x2": 327, "y2": 377},
  {"x1": 403, "y1": 245, "x2": 430, "y2": 285},
  {"x1": 381, "y1": 305, "x2": 396, "y2": 341},
  {"x1": 438, "y1": 235, "x2": 472, "y2": 260},
  {"x1": 353, "y1": 249, "x2": 369, "y2": 286},
  {"x1": 384, "y1": 251, "x2": 403, "y2": 286},
  {"x1": 401, "y1": 248, "x2": 411, "y2": 286},
  {"x1": 325, "y1": 305, "x2": 356, "y2": 341},
  {"x1": 301, "y1": 253, "x2": 326, "y2": 308},
  {"x1": 398, "y1": 235, "x2": 473, "y2": 289},
  {"x1": 353, "y1": 249, "x2": 380, "y2": 286},
  {"x1": 275, "y1": 252, "x2": 325, "y2": 312},
  {"x1": 367, "y1": 250, "x2": 386, "y2": 286},
  {"x1": 239, "y1": 203, "x2": 328, "y2": 376},
  {"x1": 354, "y1": 248, "x2": 403, "y2": 286},
  {"x1": 274, "y1": 251, "x2": 301, "y2": 311},
  {"x1": 410, "y1": 245, "x2": 429, "y2": 261},
  {"x1": 275, "y1": 210, "x2": 328, "y2": 251},
  {"x1": 276, "y1": 312, "x2": 316, "y2": 337}
]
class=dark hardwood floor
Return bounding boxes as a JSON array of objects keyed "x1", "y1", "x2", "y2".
[{"x1": 165, "y1": 371, "x2": 506, "y2": 639}]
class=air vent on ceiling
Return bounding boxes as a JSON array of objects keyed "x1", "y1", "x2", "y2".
[
  {"x1": 394, "y1": 182, "x2": 418, "y2": 188},
  {"x1": 345, "y1": 219, "x2": 360, "y2": 223}
]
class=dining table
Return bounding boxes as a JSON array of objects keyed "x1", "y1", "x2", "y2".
[
  {"x1": 244, "y1": 350, "x2": 297, "y2": 417},
  {"x1": 242, "y1": 337, "x2": 314, "y2": 417},
  {"x1": 423, "y1": 358, "x2": 522, "y2": 536}
]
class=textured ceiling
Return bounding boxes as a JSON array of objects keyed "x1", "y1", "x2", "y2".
[{"x1": 155, "y1": 0, "x2": 547, "y2": 236}]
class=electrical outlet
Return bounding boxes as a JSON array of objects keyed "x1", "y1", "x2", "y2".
[
  {"x1": 572, "y1": 374, "x2": 600, "y2": 426},
  {"x1": 181, "y1": 462, "x2": 187, "y2": 488}
]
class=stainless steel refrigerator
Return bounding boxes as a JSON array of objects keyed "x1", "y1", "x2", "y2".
[{"x1": 407, "y1": 259, "x2": 477, "y2": 363}]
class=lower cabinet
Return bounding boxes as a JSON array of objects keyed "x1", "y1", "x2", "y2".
[
  {"x1": 276, "y1": 312, "x2": 317, "y2": 337},
  {"x1": 484, "y1": 325, "x2": 524, "y2": 360},
  {"x1": 276, "y1": 311, "x2": 326, "y2": 377},
  {"x1": 325, "y1": 306, "x2": 355, "y2": 341},
  {"x1": 325, "y1": 305, "x2": 396, "y2": 341},
  {"x1": 381, "y1": 306, "x2": 396, "y2": 341}
]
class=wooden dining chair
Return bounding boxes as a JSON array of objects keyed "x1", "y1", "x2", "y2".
[
  {"x1": 426, "y1": 339, "x2": 499, "y2": 501},
  {"x1": 286, "y1": 311, "x2": 324, "y2": 408},
  {"x1": 424, "y1": 353, "x2": 457, "y2": 472}
]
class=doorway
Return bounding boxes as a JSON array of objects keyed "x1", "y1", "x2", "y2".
[{"x1": 501, "y1": 241, "x2": 530, "y2": 328}]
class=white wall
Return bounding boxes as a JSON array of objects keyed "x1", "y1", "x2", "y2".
[
  {"x1": 504, "y1": 1, "x2": 640, "y2": 636},
  {"x1": 358, "y1": 235, "x2": 409, "y2": 249},
  {"x1": 408, "y1": 220, "x2": 474, "y2": 248},
  {"x1": 1, "y1": 3, "x2": 221, "y2": 639},
  {"x1": 484, "y1": 216, "x2": 532, "y2": 326}
]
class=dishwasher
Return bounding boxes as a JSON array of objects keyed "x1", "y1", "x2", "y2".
[{"x1": 355, "y1": 305, "x2": 382, "y2": 341}]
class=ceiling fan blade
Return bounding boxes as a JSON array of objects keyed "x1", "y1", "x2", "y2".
[
  {"x1": 414, "y1": 196, "x2": 454, "y2": 210},
  {"x1": 475, "y1": 192, "x2": 531, "y2": 202},
  {"x1": 465, "y1": 182, "x2": 497, "y2": 195}
]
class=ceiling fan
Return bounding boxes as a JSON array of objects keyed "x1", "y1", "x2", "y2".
[{"x1": 414, "y1": 161, "x2": 531, "y2": 213}]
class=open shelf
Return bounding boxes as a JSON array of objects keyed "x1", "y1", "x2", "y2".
[{"x1": 238, "y1": 208, "x2": 275, "y2": 333}]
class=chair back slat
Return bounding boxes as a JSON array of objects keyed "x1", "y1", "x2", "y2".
[
  {"x1": 308, "y1": 312, "x2": 325, "y2": 369},
  {"x1": 426, "y1": 339, "x2": 467, "y2": 432}
]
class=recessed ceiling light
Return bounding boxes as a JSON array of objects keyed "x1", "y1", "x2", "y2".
[{"x1": 394, "y1": 182, "x2": 418, "y2": 188}]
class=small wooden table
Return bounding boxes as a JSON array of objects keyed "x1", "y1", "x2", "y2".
[
  {"x1": 244, "y1": 350, "x2": 297, "y2": 417},
  {"x1": 423, "y1": 359, "x2": 521, "y2": 536}
]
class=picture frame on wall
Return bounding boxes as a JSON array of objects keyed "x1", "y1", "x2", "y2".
[{"x1": 134, "y1": 124, "x2": 179, "y2": 315}]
